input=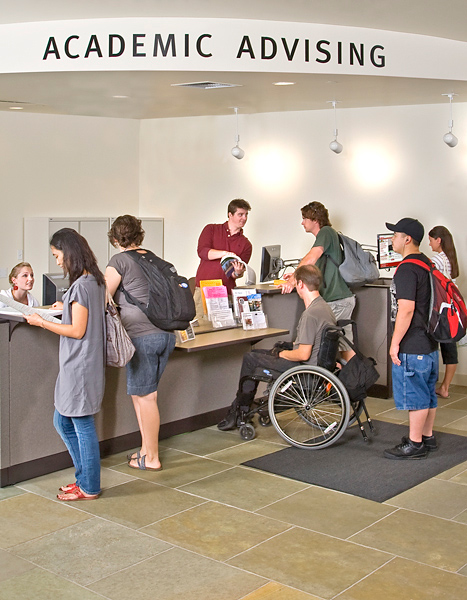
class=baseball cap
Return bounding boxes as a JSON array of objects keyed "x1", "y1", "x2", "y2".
[{"x1": 385, "y1": 218, "x2": 424, "y2": 243}]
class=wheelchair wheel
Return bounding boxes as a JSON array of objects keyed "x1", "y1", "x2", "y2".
[
  {"x1": 268, "y1": 366, "x2": 351, "y2": 449},
  {"x1": 239, "y1": 423, "x2": 256, "y2": 440}
]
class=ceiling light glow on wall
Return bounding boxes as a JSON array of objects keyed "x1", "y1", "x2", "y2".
[
  {"x1": 442, "y1": 93, "x2": 458, "y2": 148},
  {"x1": 231, "y1": 107, "x2": 245, "y2": 159},
  {"x1": 249, "y1": 146, "x2": 300, "y2": 191},
  {"x1": 352, "y1": 146, "x2": 397, "y2": 188},
  {"x1": 328, "y1": 100, "x2": 343, "y2": 154}
]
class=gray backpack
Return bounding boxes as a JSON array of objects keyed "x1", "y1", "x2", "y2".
[{"x1": 325, "y1": 233, "x2": 379, "y2": 289}]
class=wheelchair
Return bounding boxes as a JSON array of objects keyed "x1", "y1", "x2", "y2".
[{"x1": 235, "y1": 321, "x2": 376, "y2": 449}]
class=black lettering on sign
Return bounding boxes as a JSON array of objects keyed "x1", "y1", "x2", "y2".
[
  {"x1": 84, "y1": 35, "x2": 103, "y2": 58},
  {"x1": 64, "y1": 35, "x2": 79, "y2": 59},
  {"x1": 370, "y1": 44, "x2": 385, "y2": 67},
  {"x1": 153, "y1": 34, "x2": 176, "y2": 57},
  {"x1": 237, "y1": 36, "x2": 255, "y2": 59},
  {"x1": 196, "y1": 34, "x2": 212, "y2": 57},
  {"x1": 109, "y1": 34, "x2": 125, "y2": 57},
  {"x1": 281, "y1": 38, "x2": 299, "y2": 61},
  {"x1": 316, "y1": 40, "x2": 331, "y2": 63},
  {"x1": 261, "y1": 37, "x2": 277, "y2": 60},
  {"x1": 350, "y1": 43, "x2": 364, "y2": 66},
  {"x1": 133, "y1": 34, "x2": 146, "y2": 57},
  {"x1": 43, "y1": 37, "x2": 60, "y2": 60}
]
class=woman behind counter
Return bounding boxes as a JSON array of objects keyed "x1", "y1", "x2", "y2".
[
  {"x1": 105, "y1": 215, "x2": 176, "y2": 472},
  {"x1": 0, "y1": 262, "x2": 39, "y2": 307},
  {"x1": 25, "y1": 228, "x2": 106, "y2": 501}
]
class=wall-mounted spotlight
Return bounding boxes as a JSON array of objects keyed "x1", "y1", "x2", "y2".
[
  {"x1": 231, "y1": 107, "x2": 245, "y2": 159},
  {"x1": 328, "y1": 100, "x2": 343, "y2": 154},
  {"x1": 442, "y1": 93, "x2": 458, "y2": 148}
]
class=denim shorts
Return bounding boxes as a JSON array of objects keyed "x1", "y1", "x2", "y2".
[
  {"x1": 392, "y1": 351, "x2": 439, "y2": 410},
  {"x1": 126, "y1": 332, "x2": 176, "y2": 396}
]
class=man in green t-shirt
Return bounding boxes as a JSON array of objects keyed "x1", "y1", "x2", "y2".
[{"x1": 281, "y1": 201, "x2": 355, "y2": 361}]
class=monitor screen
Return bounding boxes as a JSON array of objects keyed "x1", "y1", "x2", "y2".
[
  {"x1": 260, "y1": 245, "x2": 282, "y2": 282},
  {"x1": 42, "y1": 273, "x2": 69, "y2": 305},
  {"x1": 377, "y1": 233, "x2": 403, "y2": 269}
]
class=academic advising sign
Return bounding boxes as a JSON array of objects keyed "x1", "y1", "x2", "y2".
[
  {"x1": 42, "y1": 31, "x2": 386, "y2": 69},
  {"x1": 0, "y1": 18, "x2": 466, "y2": 80}
]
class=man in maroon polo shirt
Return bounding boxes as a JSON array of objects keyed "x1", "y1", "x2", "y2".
[{"x1": 194, "y1": 199, "x2": 252, "y2": 320}]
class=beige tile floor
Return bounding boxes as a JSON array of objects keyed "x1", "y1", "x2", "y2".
[{"x1": 1, "y1": 387, "x2": 467, "y2": 600}]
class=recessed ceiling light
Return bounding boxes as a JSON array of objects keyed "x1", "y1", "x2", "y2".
[
  {"x1": 273, "y1": 82, "x2": 295, "y2": 86},
  {"x1": 9, "y1": 106, "x2": 23, "y2": 110},
  {"x1": 112, "y1": 95, "x2": 128, "y2": 99}
]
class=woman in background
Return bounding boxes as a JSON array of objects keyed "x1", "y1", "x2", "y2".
[
  {"x1": 106, "y1": 215, "x2": 175, "y2": 472},
  {"x1": 428, "y1": 225, "x2": 459, "y2": 399},
  {"x1": 25, "y1": 229, "x2": 106, "y2": 500},
  {"x1": 0, "y1": 262, "x2": 39, "y2": 307}
]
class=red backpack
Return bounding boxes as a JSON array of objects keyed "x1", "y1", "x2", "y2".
[{"x1": 396, "y1": 258, "x2": 467, "y2": 343}]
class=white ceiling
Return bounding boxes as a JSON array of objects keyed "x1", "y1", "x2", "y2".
[{"x1": 1, "y1": 0, "x2": 466, "y2": 119}]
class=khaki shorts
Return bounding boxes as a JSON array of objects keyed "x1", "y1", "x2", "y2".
[{"x1": 327, "y1": 295, "x2": 356, "y2": 352}]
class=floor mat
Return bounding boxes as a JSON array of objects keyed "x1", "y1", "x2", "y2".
[{"x1": 242, "y1": 420, "x2": 467, "y2": 502}]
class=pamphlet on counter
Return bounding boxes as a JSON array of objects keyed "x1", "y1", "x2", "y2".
[
  {"x1": 241, "y1": 311, "x2": 268, "y2": 330},
  {"x1": 203, "y1": 285, "x2": 236, "y2": 328},
  {"x1": 231, "y1": 287, "x2": 256, "y2": 319},
  {"x1": 175, "y1": 321, "x2": 196, "y2": 343}
]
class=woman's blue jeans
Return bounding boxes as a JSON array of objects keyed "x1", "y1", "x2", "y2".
[{"x1": 53, "y1": 409, "x2": 101, "y2": 495}]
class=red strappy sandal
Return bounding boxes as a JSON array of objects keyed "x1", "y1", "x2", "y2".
[
  {"x1": 59, "y1": 482, "x2": 78, "y2": 493},
  {"x1": 57, "y1": 487, "x2": 99, "y2": 501}
]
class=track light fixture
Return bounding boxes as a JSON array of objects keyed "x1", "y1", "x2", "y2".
[
  {"x1": 328, "y1": 101, "x2": 343, "y2": 154},
  {"x1": 231, "y1": 107, "x2": 245, "y2": 159},
  {"x1": 442, "y1": 93, "x2": 458, "y2": 148}
]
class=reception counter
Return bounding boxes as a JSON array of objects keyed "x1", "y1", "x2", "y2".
[
  {"x1": 0, "y1": 317, "x2": 287, "y2": 486},
  {"x1": 0, "y1": 277, "x2": 392, "y2": 487}
]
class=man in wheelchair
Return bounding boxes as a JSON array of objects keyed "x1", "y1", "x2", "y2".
[{"x1": 218, "y1": 264, "x2": 336, "y2": 431}]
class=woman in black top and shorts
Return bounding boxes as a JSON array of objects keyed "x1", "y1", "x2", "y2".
[
  {"x1": 428, "y1": 225, "x2": 460, "y2": 399},
  {"x1": 106, "y1": 215, "x2": 175, "y2": 471}
]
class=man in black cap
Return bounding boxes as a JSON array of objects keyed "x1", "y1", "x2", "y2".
[{"x1": 384, "y1": 217, "x2": 438, "y2": 459}]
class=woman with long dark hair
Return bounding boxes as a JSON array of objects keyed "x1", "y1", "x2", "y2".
[
  {"x1": 428, "y1": 225, "x2": 459, "y2": 399},
  {"x1": 25, "y1": 228, "x2": 106, "y2": 500}
]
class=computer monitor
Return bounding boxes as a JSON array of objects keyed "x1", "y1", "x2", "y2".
[
  {"x1": 377, "y1": 233, "x2": 403, "y2": 269},
  {"x1": 42, "y1": 273, "x2": 69, "y2": 305},
  {"x1": 260, "y1": 245, "x2": 283, "y2": 282}
]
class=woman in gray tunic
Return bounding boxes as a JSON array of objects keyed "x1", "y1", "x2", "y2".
[{"x1": 25, "y1": 228, "x2": 106, "y2": 501}]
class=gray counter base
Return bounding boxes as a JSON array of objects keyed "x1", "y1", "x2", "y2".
[{"x1": 0, "y1": 321, "x2": 284, "y2": 487}]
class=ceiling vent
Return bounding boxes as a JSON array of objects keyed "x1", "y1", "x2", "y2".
[
  {"x1": 0, "y1": 99, "x2": 31, "y2": 105},
  {"x1": 171, "y1": 81, "x2": 241, "y2": 90}
]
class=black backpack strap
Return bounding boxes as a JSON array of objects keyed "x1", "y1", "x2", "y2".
[
  {"x1": 394, "y1": 258, "x2": 434, "y2": 336},
  {"x1": 336, "y1": 319, "x2": 366, "y2": 360},
  {"x1": 117, "y1": 249, "x2": 150, "y2": 314}
]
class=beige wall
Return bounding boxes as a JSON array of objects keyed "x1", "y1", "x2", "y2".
[{"x1": 0, "y1": 111, "x2": 140, "y2": 289}]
